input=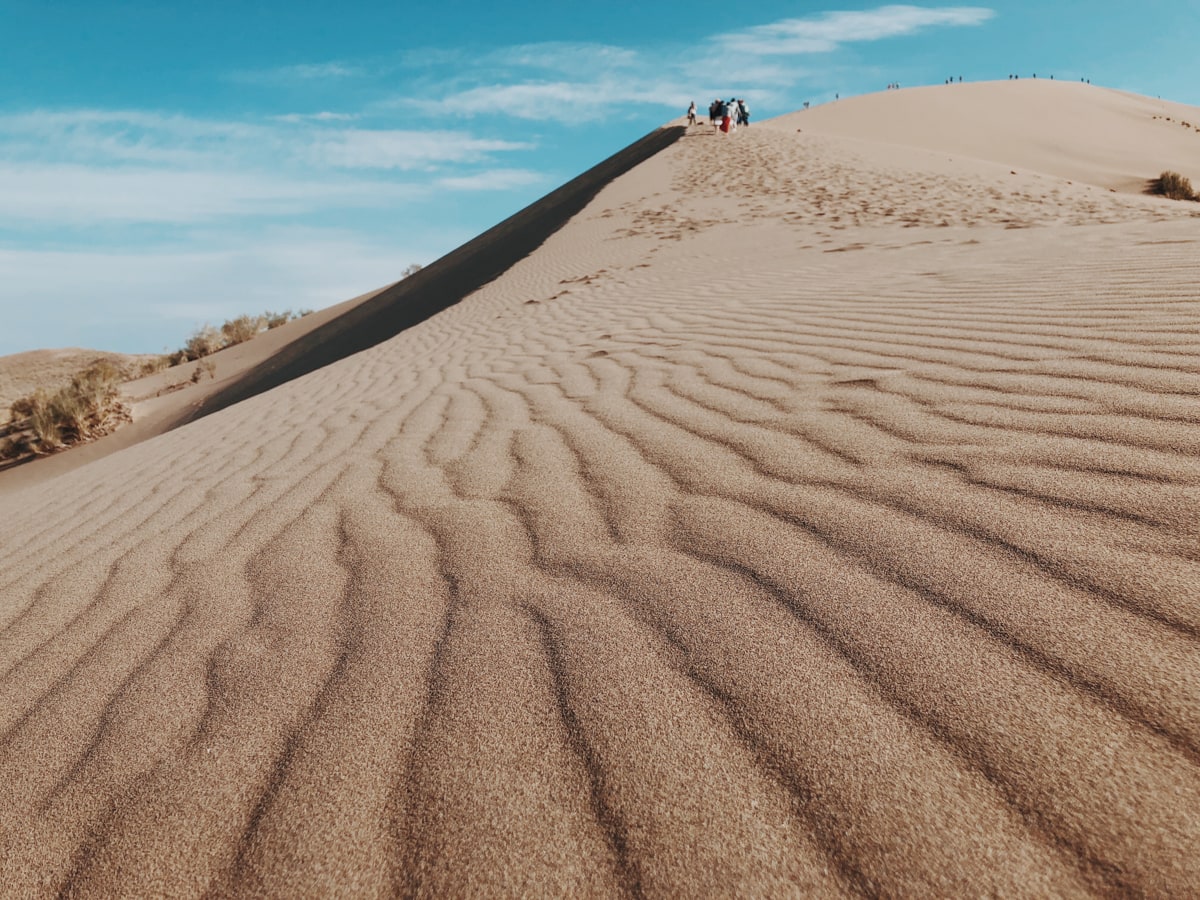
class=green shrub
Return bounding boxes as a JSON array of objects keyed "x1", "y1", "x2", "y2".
[{"x1": 1151, "y1": 171, "x2": 1198, "y2": 201}]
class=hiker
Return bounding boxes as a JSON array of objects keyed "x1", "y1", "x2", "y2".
[
  {"x1": 721, "y1": 99, "x2": 733, "y2": 133},
  {"x1": 737, "y1": 99, "x2": 749, "y2": 127},
  {"x1": 687, "y1": 101, "x2": 696, "y2": 126},
  {"x1": 709, "y1": 99, "x2": 721, "y2": 128}
]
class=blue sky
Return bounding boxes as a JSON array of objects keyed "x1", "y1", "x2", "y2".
[{"x1": 2, "y1": 1, "x2": 1197, "y2": 355}]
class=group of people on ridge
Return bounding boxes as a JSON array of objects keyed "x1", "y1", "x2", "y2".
[{"x1": 686, "y1": 98, "x2": 749, "y2": 133}]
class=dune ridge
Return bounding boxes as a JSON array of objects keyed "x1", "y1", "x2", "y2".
[{"x1": 1, "y1": 81, "x2": 1199, "y2": 896}]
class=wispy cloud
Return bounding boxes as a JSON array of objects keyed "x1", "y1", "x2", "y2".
[
  {"x1": 435, "y1": 168, "x2": 546, "y2": 191},
  {"x1": 231, "y1": 61, "x2": 367, "y2": 84},
  {"x1": 303, "y1": 129, "x2": 531, "y2": 170},
  {"x1": 432, "y1": 82, "x2": 618, "y2": 120},
  {"x1": 0, "y1": 163, "x2": 417, "y2": 224},
  {"x1": 723, "y1": 5, "x2": 996, "y2": 55},
  {"x1": 420, "y1": 5, "x2": 996, "y2": 124},
  {"x1": 273, "y1": 111, "x2": 359, "y2": 123},
  {"x1": 0, "y1": 109, "x2": 537, "y2": 226}
]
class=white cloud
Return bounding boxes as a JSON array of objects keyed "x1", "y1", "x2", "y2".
[
  {"x1": 0, "y1": 109, "x2": 529, "y2": 172},
  {"x1": 723, "y1": 5, "x2": 995, "y2": 55},
  {"x1": 0, "y1": 109, "x2": 539, "y2": 226},
  {"x1": 0, "y1": 163, "x2": 417, "y2": 224},
  {"x1": 422, "y1": 6, "x2": 994, "y2": 124},
  {"x1": 435, "y1": 168, "x2": 545, "y2": 191},
  {"x1": 232, "y1": 61, "x2": 366, "y2": 84},
  {"x1": 433, "y1": 81, "x2": 605, "y2": 119},
  {"x1": 273, "y1": 111, "x2": 359, "y2": 123},
  {"x1": 489, "y1": 42, "x2": 642, "y2": 72},
  {"x1": 304, "y1": 129, "x2": 532, "y2": 169}
]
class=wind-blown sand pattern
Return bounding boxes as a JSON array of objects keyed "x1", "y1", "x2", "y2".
[{"x1": 1, "y1": 81, "x2": 1198, "y2": 896}]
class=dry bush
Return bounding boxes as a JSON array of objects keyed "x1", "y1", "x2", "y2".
[
  {"x1": 401, "y1": 263, "x2": 424, "y2": 278},
  {"x1": 190, "y1": 358, "x2": 217, "y2": 383},
  {"x1": 163, "y1": 308, "x2": 314, "y2": 368},
  {"x1": 2, "y1": 361, "x2": 131, "y2": 460},
  {"x1": 1151, "y1": 171, "x2": 1198, "y2": 201},
  {"x1": 221, "y1": 314, "x2": 266, "y2": 345},
  {"x1": 184, "y1": 325, "x2": 223, "y2": 361},
  {"x1": 138, "y1": 355, "x2": 171, "y2": 376}
]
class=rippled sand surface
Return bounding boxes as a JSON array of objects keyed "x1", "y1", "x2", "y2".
[{"x1": 2, "y1": 81, "x2": 1199, "y2": 896}]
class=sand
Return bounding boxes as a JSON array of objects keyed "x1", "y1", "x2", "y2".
[{"x1": 0, "y1": 79, "x2": 1198, "y2": 896}]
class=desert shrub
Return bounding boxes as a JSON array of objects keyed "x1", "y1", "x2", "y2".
[
  {"x1": 401, "y1": 263, "x2": 423, "y2": 278},
  {"x1": 190, "y1": 358, "x2": 217, "y2": 383},
  {"x1": 2, "y1": 361, "x2": 130, "y2": 459},
  {"x1": 184, "y1": 325, "x2": 223, "y2": 362},
  {"x1": 221, "y1": 314, "x2": 266, "y2": 346},
  {"x1": 138, "y1": 355, "x2": 171, "y2": 376},
  {"x1": 24, "y1": 391, "x2": 63, "y2": 450},
  {"x1": 162, "y1": 307, "x2": 319, "y2": 369},
  {"x1": 1151, "y1": 171, "x2": 1198, "y2": 201}
]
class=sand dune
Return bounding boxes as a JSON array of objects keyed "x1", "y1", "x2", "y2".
[
  {"x1": 774, "y1": 79, "x2": 1200, "y2": 193},
  {"x1": 1, "y1": 81, "x2": 1199, "y2": 896}
]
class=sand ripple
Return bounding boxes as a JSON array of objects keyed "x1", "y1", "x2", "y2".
[{"x1": 1, "y1": 109, "x2": 1199, "y2": 896}]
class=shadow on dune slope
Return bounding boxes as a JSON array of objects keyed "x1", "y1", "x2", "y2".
[{"x1": 175, "y1": 125, "x2": 686, "y2": 428}]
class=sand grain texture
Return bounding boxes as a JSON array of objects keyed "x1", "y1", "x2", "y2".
[{"x1": 1, "y1": 81, "x2": 1198, "y2": 897}]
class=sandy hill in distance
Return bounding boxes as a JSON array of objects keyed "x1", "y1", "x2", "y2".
[{"x1": 1, "y1": 79, "x2": 1198, "y2": 897}]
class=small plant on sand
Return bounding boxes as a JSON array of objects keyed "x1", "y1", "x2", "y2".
[
  {"x1": 1150, "y1": 171, "x2": 1198, "y2": 201},
  {"x1": 221, "y1": 314, "x2": 267, "y2": 346},
  {"x1": 190, "y1": 357, "x2": 217, "y2": 384},
  {"x1": 163, "y1": 309, "x2": 316, "y2": 368},
  {"x1": 183, "y1": 325, "x2": 223, "y2": 362},
  {"x1": 1, "y1": 360, "x2": 132, "y2": 460},
  {"x1": 138, "y1": 355, "x2": 171, "y2": 377}
]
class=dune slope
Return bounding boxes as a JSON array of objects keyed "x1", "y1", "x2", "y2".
[
  {"x1": 773, "y1": 79, "x2": 1200, "y2": 193},
  {"x1": 1, "y1": 82, "x2": 1198, "y2": 896}
]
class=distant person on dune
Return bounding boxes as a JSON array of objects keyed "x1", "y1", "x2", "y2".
[
  {"x1": 717, "y1": 99, "x2": 731, "y2": 133},
  {"x1": 709, "y1": 99, "x2": 721, "y2": 129},
  {"x1": 687, "y1": 101, "x2": 696, "y2": 126},
  {"x1": 737, "y1": 99, "x2": 749, "y2": 127}
]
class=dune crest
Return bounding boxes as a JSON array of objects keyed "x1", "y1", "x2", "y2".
[{"x1": 1, "y1": 82, "x2": 1199, "y2": 896}]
